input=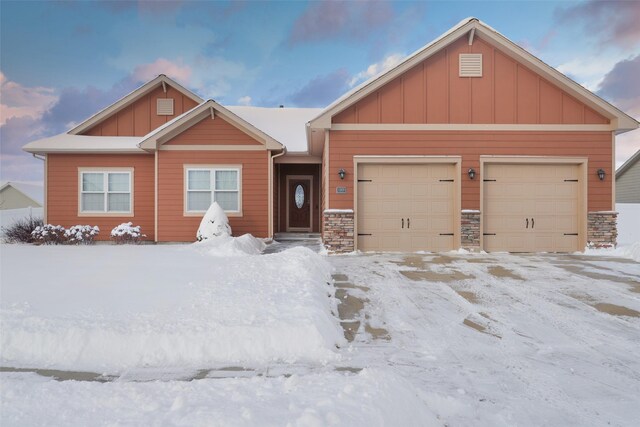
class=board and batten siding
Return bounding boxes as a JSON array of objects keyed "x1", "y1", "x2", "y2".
[
  {"x1": 616, "y1": 160, "x2": 640, "y2": 203},
  {"x1": 157, "y1": 150, "x2": 269, "y2": 242},
  {"x1": 333, "y1": 36, "x2": 608, "y2": 126},
  {"x1": 328, "y1": 130, "x2": 612, "y2": 212},
  {"x1": 163, "y1": 114, "x2": 262, "y2": 146},
  {"x1": 82, "y1": 86, "x2": 199, "y2": 137},
  {"x1": 46, "y1": 154, "x2": 155, "y2": 240}
]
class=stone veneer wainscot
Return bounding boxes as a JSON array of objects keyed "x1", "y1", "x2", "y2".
[
  {"x1": 461, "y1": 210, "x2": 481, "y2": 250},
  {"x1": 587, "y1": 211, "x2": 618, "y2": 248},
  {"x1": 323, "y1": 209, "x2": 354, "y2": 253}
]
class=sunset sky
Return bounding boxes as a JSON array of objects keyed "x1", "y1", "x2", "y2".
[{"x1": 1, "y1": 0, "x2": 639, "y2": 183}]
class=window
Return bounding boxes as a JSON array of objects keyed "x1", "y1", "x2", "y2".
[
  {"x1": 186, "y1": 167, "x2": 240, "y2": 214},
  {"x1": 80, "y1": 170, "x2": 132, "y2": 214}
]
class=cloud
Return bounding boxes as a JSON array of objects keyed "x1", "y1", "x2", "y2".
[
  {"x1": 556, "y1": 0, "x2": 640, "y2": 48},
  {"x1": 132, "y1": 58, "x2": 192, "y2": 85},
  {"x1": 0, "y1": 72, "x2": 58, "y2": 125},
  {"x1": 289, "y1": 69, "x2": 350, "y2": 107},
  {"x1": 237, "y1": 96, "x2": 252, "y2": 106},
  {"x1": 595, "y1": 55, "x2": 640, "y2": 167},
  {"x1": 597, "y1": 55, "x2": 640, "y2": 108},
  {"x1": 288, "y1": 0, "x2": 394, "y2": 45},
  {"x1": 349, "y1": 53, "x2": 404, "y2": 87}
]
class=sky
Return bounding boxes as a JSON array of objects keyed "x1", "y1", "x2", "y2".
[{"x1": 1, "y1": 0, "x2": 639, "y2": 183}]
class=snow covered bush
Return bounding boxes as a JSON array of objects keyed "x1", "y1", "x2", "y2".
[
  {"x1": 64, "y1": 225, "x2": 100, "y2": 245},
  {"x1": 2, "y1": 215, "x2": 43, "y2": 243},
  {"x1": 110, "y1": 222, "x2": 145, "y2": 244},
  {"x1": 31, "y1": 224, "x2": 66, "y2": 245},
  {"x1": 196, "y1": 202, "x2": 232, "y2": 241}
]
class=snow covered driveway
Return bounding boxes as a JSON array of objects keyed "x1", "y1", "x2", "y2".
[{"x1": 329, "y1": 251, "x2": 640, "y2": 426}]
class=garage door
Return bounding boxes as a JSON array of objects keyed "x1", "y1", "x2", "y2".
[
  {"x1": 483, "y1": 163, "x2": 581, "y2": 252},
  {"x1": 357, "y1": 163, "x2": 457, "y2": 252}
]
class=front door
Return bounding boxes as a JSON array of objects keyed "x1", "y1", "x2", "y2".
[{"x1": 287, "y1": 176, "x2": 312, "y2": 231}]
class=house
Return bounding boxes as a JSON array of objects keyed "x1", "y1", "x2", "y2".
[
  {"x1": 616, "y1": 150, "x2": 640, "y2": 203},
  {"x1": 23, "y1": 18, "x2": 638, "y2": 252},
  {"x1": 0, "y1": 181, "x2": 43, "y2": 210}
]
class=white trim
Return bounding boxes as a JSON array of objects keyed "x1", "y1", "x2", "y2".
[
  {"x1": 274, "y1": 155, "x2": 322, "y2": 164},
  {"x1": 77, "y1": 168, "x2": 134, "y2": 217},
  {"x1": 154, "y1": 150, "x2": 158, "y2": 242},
  {"x1": 331, "y1": 123, "x2": 614, "y2": 132},
  {"x1": 183, "y1": 165, "x2": 243, "y2": 217},
  {"x1": 160, "y1": 144, "x2": 266, "y2": 151},
  {"x1": 324, "y1": 130, "x2": 330, "y2": 210},
  {"x1": 44, "y1": 154, "x2": 48, "y2": 223},
  {"x1": 285, "y1": 175, "x2": 313, "y2": 232}
]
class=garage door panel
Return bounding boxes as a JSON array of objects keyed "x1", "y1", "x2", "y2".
[
  {"x1": 483, "y1": 163, "x2": 581, "y2": 252},
  {"x1": 357, "y1": 163, "x2": 457, "y2": 252}
]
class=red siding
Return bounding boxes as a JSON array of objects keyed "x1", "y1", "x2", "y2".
[
  {"x1": 332, "y1": 36, "x2": 609, "y2": 125},
  {"x1": 157, "y1": 150, "x2": 269, "y2": 242},
  {"x1": 47, "y1": 154, "x2": 155, "y2": 240},
  {"x1": 328, "y1": 130, "x2": 612, "y2": 212},
  {"x1": 83, "y1": 85, "x2": 199, "y2": 136},
  {"x1": 164, "y1": 115, "x2": 262, "y2": 145}
]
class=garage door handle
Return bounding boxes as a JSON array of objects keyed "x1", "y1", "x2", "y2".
[
  {"x1": 526, "y1": 218, "x2": 529, "y2": 229},
  {"x1": 531, "y1": 218, "x2": 534, "y2": 229},
  {"x1": 402, "y1": 218, "x2": 404, "y2": 229},
  {"x1": 407, "y1": 218, "x2": 410, "y2": 229}
]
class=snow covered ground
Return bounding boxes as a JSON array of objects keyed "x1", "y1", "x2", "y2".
[
  {"x1": 0, "y1": 243, "x2": 344, "y2": 372},
  {"x1": 1, "y1": 205, "x2": 639, "y2": 426}
]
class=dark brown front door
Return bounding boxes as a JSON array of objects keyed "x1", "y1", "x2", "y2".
[{"x1": 287, "y1": 177, "x2": 312, "y2": 231}]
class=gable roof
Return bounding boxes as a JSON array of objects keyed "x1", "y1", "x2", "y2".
[
  {"x1": 137, "y1": 100, "x2": 284, "y2": 151},
  {"x1": 68, "y1": 75, "x2": 204, "y2": 135},
  {"x1": 309, "y1": 17, "x2": 639, "y2": 133},
  {"x1": 227, "y1": 106, "x2": 323, "y2": 153},
  {"x1": 0, "y1": 181, "x2": 44, "y2": 205},
  {"x1": 616, "y1": 149, "x2": 640, "y2": 179}
]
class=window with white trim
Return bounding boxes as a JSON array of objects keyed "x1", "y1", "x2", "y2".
[
  {"x1": 186, "y1": 167, "x2": 240, "y2": 213},
  {"x1": 80, "y1": 171, "x2": 132, "y2": 213}
]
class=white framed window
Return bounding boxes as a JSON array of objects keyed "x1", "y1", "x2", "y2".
[
  {"x1": 79, "y1": 169, "x2": 133, "y2": 215},
  {"x1": 185, "y1": 166, "x2": 241, "y2": 215}
]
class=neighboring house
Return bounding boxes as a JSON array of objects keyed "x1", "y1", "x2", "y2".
[
  {"x1": 23, "y1": 18, "x2": 638, "y2": 252},
  {"x1": 616, "y1": 150, "x2": 640, "y2": 203},
  {"x1": 0, "y1": 181, "x2": 43, "y2": 210}
]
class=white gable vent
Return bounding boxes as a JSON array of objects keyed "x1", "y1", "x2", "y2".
[
  {"x1": 459, "y1": 53, "x2": 483, "y2": 77},
  {"x1": 157, "y1": 98, "x2": 174, "y2": 115}
]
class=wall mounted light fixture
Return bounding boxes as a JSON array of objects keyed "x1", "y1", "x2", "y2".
[
  {"x1": 468, "y1": 168, "x2": 476, "y2": 180},
  {"x1": 338, "y1": 168, "x2": 346, "y2": 180},
  {"x1": 597, "y1": 168, "x2": 606, "y2": 181}
]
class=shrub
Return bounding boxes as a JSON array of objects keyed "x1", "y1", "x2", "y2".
[
  {"x1": 65, "y1": 225, "x2": 100, "y2": 245},
  {"x1": 31, "y1": 224, "x2": 66, "y2": 245},
  {"x1": 110, "y1": 222, "x2": 145, "y2": 244},
  {"x1": 2, "y1": 216, "x2": 43, "y2": 243}
]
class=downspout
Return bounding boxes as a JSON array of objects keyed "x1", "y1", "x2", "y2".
[
  {"x1": 270, "y1": 147, "x2": 287, "y2": 238},
  {"x1": 32, "y1": 154, "x2": 45, "y2": 161},
  {"x1": 32, "y1": 153, "x2": 46, "y2": 222}
]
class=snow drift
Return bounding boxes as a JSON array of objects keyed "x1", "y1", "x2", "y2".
[{"x1": 0, "y1": 244, "x2": 344, "y2": 373}]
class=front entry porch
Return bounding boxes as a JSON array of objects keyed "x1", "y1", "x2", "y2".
[{"x1": 274, "y1": 162, "x2": 321, "y2": 234}]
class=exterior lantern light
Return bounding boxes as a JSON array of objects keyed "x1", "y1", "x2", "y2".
[
  {"x1": 597, "y1": 168, "x2": 606, "y2": 181},
  {"x1": 468, "y1": 168, "x2": 476, "y2": 180},
  {"x1": 338, "y1": 168, "x2": 346, "y2": 180}
]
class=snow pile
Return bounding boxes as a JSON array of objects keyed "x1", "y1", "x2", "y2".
[
  {"x1": 0, "y1": 244, "x2": 344, "y2": 372},
  {"x1": 194, "y1": 233, "x2": 266, "y2": 256},
  {"x1": 585, "y1": 204, "x2": 640, "y2": 261},
  {"x1": 64, "y1": 225, "x2": 99, "y2": 244},
  {"x1": 196, "y1": 202, "x2": 232, "y2": 241},
  {"x1": 0, "y1": 368, "x2": 436, "y2": 426}
]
